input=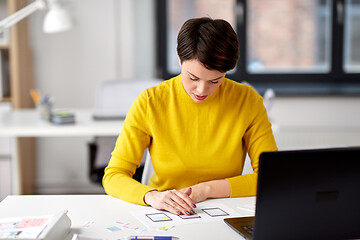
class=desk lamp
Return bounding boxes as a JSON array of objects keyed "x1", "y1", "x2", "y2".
[{"x1": 0, "y1": 0, "x2": 74, "y2": 35}]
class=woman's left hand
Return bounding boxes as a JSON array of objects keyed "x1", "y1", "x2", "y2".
[
  {"x1": 180, "y1": 179, "x2": 231, "y2": 203},
  {"x1": 180, "y1": 182, "x2": 211, "y2": 203}
]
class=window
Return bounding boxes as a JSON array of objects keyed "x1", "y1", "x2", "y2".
[
  {"x1": 344, "y1": 0, "x2": 360, "y2": 72},
  {"x1": 247, "y1": 0, "x2": 331, "y2": 73},
  {"x1": 156, "y1": 0, "x2": 360, "y2": 95}
]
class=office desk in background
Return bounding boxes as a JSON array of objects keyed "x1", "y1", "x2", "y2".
[
  {"x1": 0, "y1": 195, "x2": 254, "y2": 240},
  {"x1": 0, "y1": 109, "x2": 124, "y2": 137},
  {"x1": 0, "y1": 109, "x2": 124, "y2": 195}
]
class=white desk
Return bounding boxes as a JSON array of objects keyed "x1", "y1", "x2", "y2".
[
  {"x1": 0, "y1": 109, "x2": 123, "y2": 137},
  {"x1": 0, "y1": 195, "x2": 255, "y2": 240},
  {"x1": 0, "y1": 109, "x2": 124, "y2": 195}
]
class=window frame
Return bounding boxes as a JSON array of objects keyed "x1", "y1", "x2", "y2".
[{"x1": 156, "y1": 0, "x2": 360, "y2": 95}]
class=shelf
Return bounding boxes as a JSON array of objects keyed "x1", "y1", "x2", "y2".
[
  {"x1": 0, "y1": 97, "x2": 11, "y2": 103},
  {"x1": 1, "y1": 0, "x2": 36, "y2": 195},
  {"x1": 0, "y1": 44, "x2": 10, "y2": 49}
]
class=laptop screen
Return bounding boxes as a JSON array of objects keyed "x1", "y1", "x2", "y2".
[{"x1": 252, "y1": 147, "x2": 360, "y2": 240}]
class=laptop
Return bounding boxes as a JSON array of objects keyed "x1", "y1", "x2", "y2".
[{"x1": 224, "y1": 147, "x2": 360, "y2": 240}]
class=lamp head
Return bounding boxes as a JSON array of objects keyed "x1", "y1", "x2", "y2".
[
  {"x1": 0, "y1": 0, "x2": 74, "y2": 34},
  {"x1": 43, "y1": 0, "x2": 74, "y2": 33}
]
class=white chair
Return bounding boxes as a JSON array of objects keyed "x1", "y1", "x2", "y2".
[
  {"x1": 141, "y1": 149, "x2": 155, "y2": 185},
  {"x1": 93, "y1": 78, "x2": 162, "y2": 120}
]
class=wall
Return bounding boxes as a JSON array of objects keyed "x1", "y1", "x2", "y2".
[
  {"x1": 272, "y1": 97, "x2": 360, "y2": 149},
  {"x1": 28, "y1": 0, "x2": 155, "y2": 194},
  {"x1": 242, "y1": 97, "x2": 360, "y2": 175}
]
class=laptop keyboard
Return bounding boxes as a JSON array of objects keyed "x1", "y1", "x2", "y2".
[{"x1": 241, "y1": 225, "x2": 254, "y2": 236}]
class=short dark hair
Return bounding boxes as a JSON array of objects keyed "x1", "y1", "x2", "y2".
[{"x1": 177, "y1": 17, "x2": 239, "y2": 73}]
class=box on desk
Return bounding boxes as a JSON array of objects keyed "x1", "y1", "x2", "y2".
[
  {"x1": 0, "y1": 210, "x2": 71, "y2": 240},
  {"x1": 51, "y1": 111, "x2": 75, "y2": 124}
]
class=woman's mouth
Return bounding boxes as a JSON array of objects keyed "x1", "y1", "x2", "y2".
[{"x1": 193, "y1": 94, "x2": 207, "y2": 101}]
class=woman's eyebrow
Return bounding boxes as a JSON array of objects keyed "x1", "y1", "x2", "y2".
[
  {"x1": 210, "y1": 76, "x2": 223, "y2": 81},
  {"x1": 187, "y1": 71, "x2": 199, "y2": 79},
  {"x1": 187, "y1": 71, "x2": 223, "y2": 81}
]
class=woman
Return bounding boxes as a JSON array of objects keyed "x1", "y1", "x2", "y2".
[{"x1": 103, "y1": 17, "x2": 277, "y2": 216}]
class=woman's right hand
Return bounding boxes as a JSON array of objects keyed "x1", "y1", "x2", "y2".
[{"x1": 144, "y1": 187, "x2": 196, "y2": 215}]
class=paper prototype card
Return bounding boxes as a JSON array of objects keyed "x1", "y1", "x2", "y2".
[
  {"x1": 146, "y1": 213, "x2": 172, "y2": 222},
  {"x1": 201, "y1": 207, "x2": 229, "y2": 217}
]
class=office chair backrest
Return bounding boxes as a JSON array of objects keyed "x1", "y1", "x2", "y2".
[
  {"x1": 94, "y1": 78, "x2": 163, "y2": 118},
  {"x1": 141, "y1": 150, "x2": 154, "y2": 185}
]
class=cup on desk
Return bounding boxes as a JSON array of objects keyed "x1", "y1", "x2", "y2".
[{"x1": 37, "y1": 102, "x2": 52, "y2": 121}]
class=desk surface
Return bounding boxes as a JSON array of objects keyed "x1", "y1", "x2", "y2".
[
  {"x1": 3, "y1": 107, "x2": 360, "y2": 138},
  {"x1": 0, "y1": 195, "x2": 255, "y2": 240},
  {"x1": 0, "y1": 109, "x2": 123, "y2": 137}
]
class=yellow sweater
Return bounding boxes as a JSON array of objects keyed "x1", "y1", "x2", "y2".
[{"x1": 103, "y1": 75, "x2": 277, "y2": 205}]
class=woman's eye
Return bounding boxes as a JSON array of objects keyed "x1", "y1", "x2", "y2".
[
  {"x1": 190, "y1": 77, "x2": 198, "y2": 81},
  {"x1": 211, "y1": 81, "x2": 219, "y2": 84}
]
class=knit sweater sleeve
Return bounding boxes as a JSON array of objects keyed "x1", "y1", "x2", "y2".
[
  {"x1": 102, "y1": 90, "x2": 156, "y2": 205},
  {"x1": 226, "y1": 89, "x2": 277, "y2": 197}
]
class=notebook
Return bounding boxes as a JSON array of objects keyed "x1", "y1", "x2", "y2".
[{"x1": 224, "y1": 147, "x2": 360, "y2": 240}]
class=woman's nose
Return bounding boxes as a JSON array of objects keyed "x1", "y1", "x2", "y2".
[{"x1": 196, "y1": 81, "x2": 207, "y2": 94}]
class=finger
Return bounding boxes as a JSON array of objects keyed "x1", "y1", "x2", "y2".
[
  {"x1": 166, "y1": 193, "x2": 191, "y2": 215},
  {"x1": 148, "y1": 190, "x2": 195, "y2": 215},
  {"x1": 151, "y1": 197, "x2": 182, "y2": 215},
  {"x1": 162, "y1": 201, "x2": 182, "y2": 215},
  {"x1": 151, "y1": 191, "x2": 189, "y2": 215},
  {"x1": 170, "y1": 191, "x2": 196, "y2": 214},
  {"x1": 174, "y1": 189, "x2": 197, "y2": 209},
  {"x1": 183, "y1": 187, "x2": 192, "y2": 196}
]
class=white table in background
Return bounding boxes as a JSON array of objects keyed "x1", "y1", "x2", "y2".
[
  {"x1": 0, "y1": 109, "x2": 124, "y2": 195},
  {"x1": 0, "y1": 109, "x2": 123, "y2": 137}
]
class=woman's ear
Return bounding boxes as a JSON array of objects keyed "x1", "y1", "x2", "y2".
[{"x1": 178, "y1": 56, "x2": 181, "y2": 67}]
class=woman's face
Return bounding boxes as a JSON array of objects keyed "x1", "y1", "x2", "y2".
[{"x1": 180, "y1": 59, "x2": 226, "y2": 103}]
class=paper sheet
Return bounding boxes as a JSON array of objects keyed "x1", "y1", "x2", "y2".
[
  {"x1": 132, "y1": 203, "x2": 241, "y2": 228},
  {"x1": 0, "y1": 215, "x2": 51, "y2": 238},
  {"x1": 237, "y1": 203, "x2": 256, "y2": 213}
]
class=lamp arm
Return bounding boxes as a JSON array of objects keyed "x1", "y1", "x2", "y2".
[{"x1": 0, "y1": 0, "x2": 46, "y2": 29}]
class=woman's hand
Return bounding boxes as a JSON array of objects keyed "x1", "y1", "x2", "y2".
[
  {"x1": 180, "y1": 182, "x2": 211, "y2": 203},
  {"x1": 181, "y1": 180, "x2": 231, "y2": 203},
  {"x1": 144, "y1": 188, "x2": 196, "y2": 215}
]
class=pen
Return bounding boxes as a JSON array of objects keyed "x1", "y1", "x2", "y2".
[
  {"x1": 128, "y1": 236, "x2": 178, "y2": 240},
  {"x1": 30, "y1": 89, "x2": 40, "y2": 104},
  {"x1": 43, "y1": 94, "x2": 49, "y2": 104}
]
